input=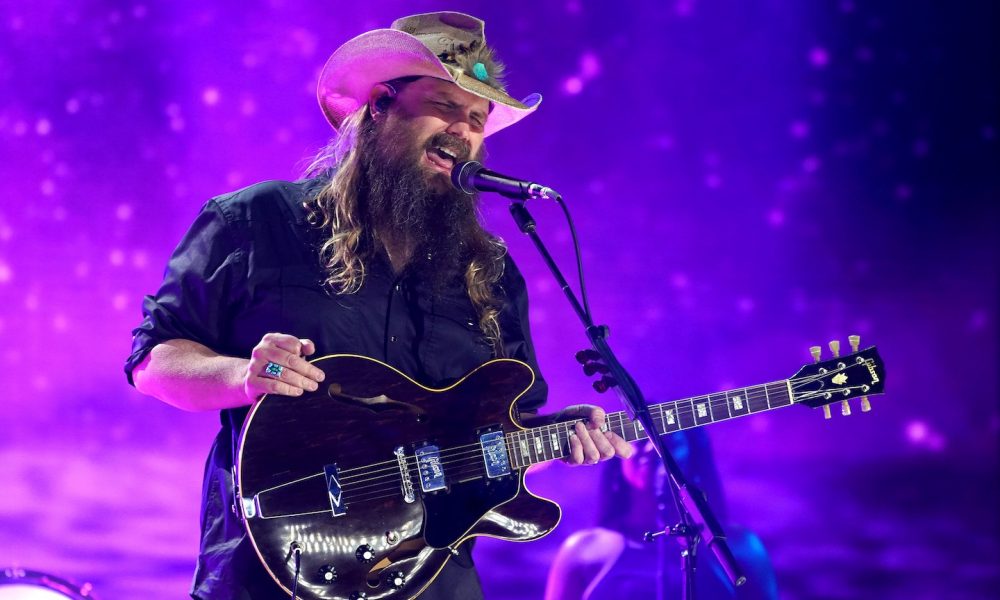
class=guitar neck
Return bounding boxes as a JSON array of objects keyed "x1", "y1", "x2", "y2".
[{"x1": 506, "y1": 380, "x2": 794, "y2": 469}]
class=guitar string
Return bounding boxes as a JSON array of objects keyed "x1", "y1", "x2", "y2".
[
  {"x1": 342, "y1": 401, "x2": 772, "y2": 504},
  {"x1": 338, "y1": 393, "x2": 790, "y2": 506},
  {"x1": 331, "y1": 363, "x2": 860, "y2": 484},
  {"x1": 297, "y1": 383, "x2": 797, "y2": 501},
  {"x1": 266, "y1": 377, "x2": 864, "y2": 516},
  {"x1": 261, "y1": 368, "x2": 862, "y2": 504},
  {"x1": 335, "y1": 381, "x2": 791, "y2": 484},
  {"x1": 335, "y1": 379, "x2": 795, "y2": 481},
  {"x1": 339, "y1": 382, "x2": 868, "y2": 504},
  {"x1": 335, "y1": 385, "x2": 796, "y2": 499}
]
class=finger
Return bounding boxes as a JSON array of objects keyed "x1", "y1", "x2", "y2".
[
  {"x1": 575, "y1": 422, "x2": 601, "y2": 464},
  {"x1": 606, "y1": 432, "x2": 634, "y2": 458},
  {"x1": 567, "y1": 429, "x2": 584, "y2": 465},
  {"x1": 262, "y1": 332, "x2": 308, "y2": 356},
  {"x1": 584, "y1": 423, "x2": 615, "y2": 460},
  {"x1": 299, "y1": 338, "x2": 317, "y2": 357},
  {"x1": 283, "y1": 352, "x2": 325, "y2": 382},
  {"x1": 256, "y1": 377, "x2": 304, "y2": 396},
  {"x1": 247, "y1": 375, "x2": 304, "y2": 400},
  {"x1": 253, "y1": 348, "x2": 322, "y2": 389},
  {"x1": 587, "y1": 406, "x2": 607, "y2": 430},
  {"x1": 249, "y1": 359, "x2": 317, "y2": 395}
]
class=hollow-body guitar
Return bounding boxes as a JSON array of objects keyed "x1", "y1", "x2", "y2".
[{"x1": 236, "y1": 343, "x2": 885, "y2": 600}]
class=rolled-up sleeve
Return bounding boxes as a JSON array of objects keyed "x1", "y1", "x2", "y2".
[{"x1": 124, "y1": 199, "x2": 245, "y2": 386}]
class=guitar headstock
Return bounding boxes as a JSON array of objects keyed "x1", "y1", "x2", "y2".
[{"x1": 790, "y1": 335, "x2": 885, "y2": 418}]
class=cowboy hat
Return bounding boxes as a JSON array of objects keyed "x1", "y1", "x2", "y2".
[{"x1": 317, "y1": 11, "x2": 542, "y2": 137}]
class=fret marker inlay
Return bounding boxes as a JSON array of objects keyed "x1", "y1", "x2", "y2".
[
  {"x1": 696, "y1": 403, "x2": 708, "y2": 418},
  {"x1": 733, "y1": 396, "x2": 744, "y2": 410}
]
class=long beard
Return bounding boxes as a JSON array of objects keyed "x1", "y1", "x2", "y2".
[{"x1": 356, "y1": 116, "x2": 492, "y2": 291}]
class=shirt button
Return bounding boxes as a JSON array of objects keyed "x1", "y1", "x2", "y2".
[
  {"x1": 394, "y1": 284, "x2": 401, "y2": 291},
  {"x1": 390, "y1": 336, "x2": 398, "y2": 342}
]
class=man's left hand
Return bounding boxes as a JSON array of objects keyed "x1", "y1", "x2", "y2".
[{"x1": 558, "y1": 404, "x2": 634, "y2": 465}]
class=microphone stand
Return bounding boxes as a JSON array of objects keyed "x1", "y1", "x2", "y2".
[{"x1": 506, "y1": 200, "x2": 746, "y2": 599}]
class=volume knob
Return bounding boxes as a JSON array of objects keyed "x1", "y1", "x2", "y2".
[
  {"x1": 355, "y1": 544, "x2": 375, "y2": 563},
  {"x1": 387, "y1": 570, "x2": 406, "y2": 590},
  {"x1": 318, "y1": 564, "x2": 337, "y2": 583}
]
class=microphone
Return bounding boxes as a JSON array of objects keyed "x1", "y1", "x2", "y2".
[{"x1": 451, "y1": 161, "x2": 561, "y2": 201}]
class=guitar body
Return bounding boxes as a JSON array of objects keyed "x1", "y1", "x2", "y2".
[
  {"x1": 235, "y1": 345, "x2": 887, "y2": 599},
  {"x1": 236, "y1": 355, "x2": 562, "y2": 600}
]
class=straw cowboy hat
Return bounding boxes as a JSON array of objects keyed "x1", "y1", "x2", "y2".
[{"x1": 317, "y1": 11, "x2": 542, "y2": 137}]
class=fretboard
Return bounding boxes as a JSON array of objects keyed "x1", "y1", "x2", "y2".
[{"x1": 505, "y1": 380, "x2": 793, "y2": 469}]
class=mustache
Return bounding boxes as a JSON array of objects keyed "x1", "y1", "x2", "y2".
[{"x1": 425, "y1": 132, "x2": 472, "y2": 163}]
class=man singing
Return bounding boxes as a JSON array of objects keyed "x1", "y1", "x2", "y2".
[{"x1": 125, "y1": 12, "x2": 631, "y2": 600}]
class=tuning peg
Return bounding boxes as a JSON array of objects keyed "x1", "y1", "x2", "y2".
[
  {"x1": 809, "y1": 347, "x2": 831, "y2": 418},
  {"x1": 828, "y1": 340, "x2": 840, "y2": 358},
  {"x1": 593, "y1": 375, "x2": 617, "y2": 394},
  {"x1": 848, "y1": 335, "x2": 860, "y2": 353},
  {"x1": 861, "y1": 396, "x2": 871, "y2": 412},
  {"x1": 840, "y1": 399, "x2": 851, "y2": 416},
  {"x1": 583, "y1": 362, "x2": 610, "y2": 376},
  {"x1": 575, "y1": 349, "x2": 601, "y2": 364}
]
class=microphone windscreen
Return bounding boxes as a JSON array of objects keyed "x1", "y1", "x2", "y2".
[{"x1": 451, "y1": 161, "x2": 483, "y2": 195}]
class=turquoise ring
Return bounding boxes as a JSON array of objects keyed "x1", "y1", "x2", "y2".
[{"x1": 263, "y1": 361, "x2": 284, "y2": 379}]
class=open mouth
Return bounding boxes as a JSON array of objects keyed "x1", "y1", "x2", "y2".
[{"x1": 424, "y1": 145, "x2": 460, "y2": 174}]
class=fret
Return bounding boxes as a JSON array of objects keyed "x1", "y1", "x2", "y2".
[
  {"x1": 693, "y1": 396, "x2": 713, "y2": 426},
  {"x1": 728, "y1": 390, "x2": 749, "y2": 416},
  {"x1": 631, "y1": 417, "x2": 647, "y2": 442},
  {"x1": 508, "y1": 435, "x2": 520, "y2": 469},
  {"x1": 762, "y1": 385, "x2": 771, "y2": 409},
  {"x1": 676, "y1": 399, "x2": 697, "y2": 430},
  {"x1": 712, "y1": 392, "x2": 732, "y2": 421},
  {"x1": 771, "y1": 382, "x2": 793, "y2": 407},
  {"x1": 747, "y1": 385, "x2": 770, "y2": 413},
  {"x1": 611, "y1": 413, "x2": 624, "y2": 441},
  {"x1": 550, "y1": 430, "x2": 562, "y2": 459},
  {"x1": 660, "y1": 403, "x2": 680, "y2": 433}
]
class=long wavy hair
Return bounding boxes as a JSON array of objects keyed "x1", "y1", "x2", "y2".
[{"x1": 303, "y1": 100, "x2": 508, "y2": 355}]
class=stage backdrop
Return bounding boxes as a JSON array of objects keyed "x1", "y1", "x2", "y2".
[{"x1": 1, "y1": 1, "x2": 997, "y2": 598}]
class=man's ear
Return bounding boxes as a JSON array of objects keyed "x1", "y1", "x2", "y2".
[{"x1": 368, "y1": 83, "x2": 397, "y2": 116}]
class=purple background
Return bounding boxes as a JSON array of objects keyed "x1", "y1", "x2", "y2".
[{"x1": 1, "y1": 1, "x2": 997, "y2": 598}]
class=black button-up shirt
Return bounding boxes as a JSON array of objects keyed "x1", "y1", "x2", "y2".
[{"x1": 124, "y1": 177, "x2": 547, "y2": 599}]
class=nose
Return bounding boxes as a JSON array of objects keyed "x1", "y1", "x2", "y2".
[{"x1": 445, "y1": 119, "x2": 472, "y2": 141}]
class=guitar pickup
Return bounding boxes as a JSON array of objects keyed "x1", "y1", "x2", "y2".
[
  {"x1": 479, "y1": 430, "x2": 511, "y2": 478},
  {"x1": 415, "y1": 445, "x2": 447, "y2": 493}
]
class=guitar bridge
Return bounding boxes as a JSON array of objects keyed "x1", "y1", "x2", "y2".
[{"x1": 395, "y1": 447, "x2": 416, "y2": 503}]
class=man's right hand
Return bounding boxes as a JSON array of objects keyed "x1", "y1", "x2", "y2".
[{"x1": 243, "y1": 333, "x2": 326, "y2": 402}]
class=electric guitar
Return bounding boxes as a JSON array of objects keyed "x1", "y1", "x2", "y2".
[{"x1": 235, "y1": 339, "x2": 885, "y2": 600}]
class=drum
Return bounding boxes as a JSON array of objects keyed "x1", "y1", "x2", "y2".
[{"x1": 0, "y1": 568, "x2": 96, "y2": 599}]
